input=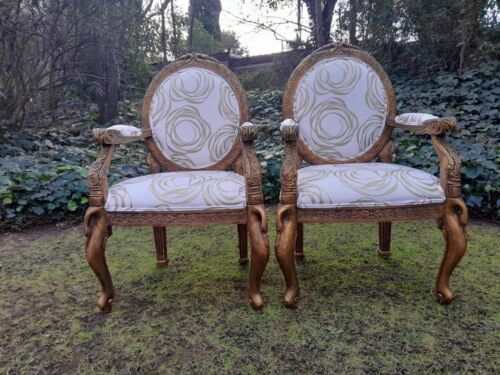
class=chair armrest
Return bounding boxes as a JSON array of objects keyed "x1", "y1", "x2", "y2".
[
  {"x1": 389, "y1": 114, "x2": 462, "y2": 197},
  {"x1": 280, "y1": 119, "x2": 300, "y2": 205},
  {"x1": 88, "y1": 125, "x2": 150, "y2": 206},
  {"x1": 93, "y1": 124, "x2": 150, "y2": 144},
  {"x1": 236, "y1": 122, "x2": 264, "y2": 205},
  {"x1": 387, "y1": 114, "x2": 458, "y2": 135}
]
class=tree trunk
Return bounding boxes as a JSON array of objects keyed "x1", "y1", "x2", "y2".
[
  {"x1": 171, "y1": 0, "x2": 179, "y2": 57},
  {"x1": 188, "y1": 0, "x2": 195, "y2": 51},
  {"x1": 304, "y1": 0, "x2": 337, "y2": 47},
  {"x1": 315, "y1": 0, "x2": 325, "y2": 46},
  {"x1": 160, "y1": 8, "x2": 167, "y2": 63},
  {"x1": 349, "y1": 0, "x2": 358, "y2": 45}
]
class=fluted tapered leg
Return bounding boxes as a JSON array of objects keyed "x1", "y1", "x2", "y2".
[
  {"x1": 153, "y1": 226, "x2": 168, "y2": 267},
  {"x1": 436, "y1": 198, "x2": 468, "y2": 304},
  {"x1": 275, "y1": 204, "x2": 299, "y2": 307},
  {"x1": 84, "y1": 207, "x2": 114, "y2": 312},
  {"x1": 378, "y1": 222, "x2": 392, "y2": 257},
  {"x1": 246, "y1": 205, "x2": 269, "y2": 309},
  {"x1": 238, "y1": 224, "x2": 249, "y2": 265}
]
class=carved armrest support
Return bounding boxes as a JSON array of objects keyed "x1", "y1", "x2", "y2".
[
  {"x1": 388, "y1": 114, "x2": 461, "y2": 197},
  {"x1": 88, "y1": 144, "x2": 115, "y2": 207},
  {"x1": 93, "y1": 124, "x2": 151, "y2": 144},
  {"x1": 280, "y1": 119, "x2": 300, "y2": 205},
  {"x1": 431, "y1": 135, "x2": 462, "y2": 198},
  {"x1": 387, "y1": 114, "x2": 458, "y2": 135},
  {"x1": 237, "y1": 122, "x2": 264, "y2": 205}
]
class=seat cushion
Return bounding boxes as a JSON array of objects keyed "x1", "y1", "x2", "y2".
[
  {"x1": 105, "y1": 171, "x2": 246, "y2": 212},
  {"x1": 297, "y1": 163, "x2": 445, "y2": 209}
]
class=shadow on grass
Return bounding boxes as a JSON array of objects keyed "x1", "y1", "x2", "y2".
[{"x1": 0, "y1": 217, "x2": 498, "y2": 374}]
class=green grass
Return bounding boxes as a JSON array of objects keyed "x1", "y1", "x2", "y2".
[{"x1": 0, "y1": 216, "x2": 499, "y2": 374}]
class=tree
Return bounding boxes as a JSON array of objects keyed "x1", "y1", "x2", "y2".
[
  {"x1": 348, "y1": 0, "x2": 358, "y2": 45},
  {"x1": 264, "y1": 0, "x2": 338, "y2": 46},
  {"x1": 188, "y1": 0, "x2": 222, "y2": 51},
  {"x1": 192, "y1": 0, "x2": 222, "y2": 40}
]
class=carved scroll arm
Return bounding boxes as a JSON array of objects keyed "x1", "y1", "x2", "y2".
[
  {"x1": 279, "y1": 119, "x2": 300, "y2": 205},
  {"x1": 387, "y1": 114, "x2": 457, "y2": 135},
  {"x1": 92, "y1": 124, "x2": 151, "y2": 144},
  {"x1": 88, "y1": 125, "x2": 150, "y2": 207},
  {"x1": 387, "y1": 115, "x2": 461, "y2": 198},
  {"x1": 236, "y1": 122, "x2": 264, "y2": 205}
]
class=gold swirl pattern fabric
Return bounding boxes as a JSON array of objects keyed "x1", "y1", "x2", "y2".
[
  {"x1": 104, "y1": 171, "x2": 246, "y2": 212},
  {"x1": 314, "y1": 59, "x2": 362, "y2": 95},
  {"x1": 297, "y1": 163, "x2": 445, "y2": 209},
  {"x1": 395, "y1": 113, "x2": 438, "y2": 126},
  {"x1": 293, "y1": 57, "x2": 388, "y2": 161},
  {"x1": 310, "y1": 98, "x2": 358, "y2": 159},
  {"x1": 149, "y1": 67, "x2": 240, "y2": 168}
]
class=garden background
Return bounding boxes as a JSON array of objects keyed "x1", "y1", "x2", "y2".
[
  {"x1": 1, "y1": 1, "x2": 499, "y2": 373},
  {"x1": 1, "y1": 0, "x2": 499, "y2": 229}
]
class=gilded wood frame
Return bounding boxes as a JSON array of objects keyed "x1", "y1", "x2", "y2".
[
  {"x1": 275, "y1": 43, "x2": 468, "y2": 307},
  {"x1": 84, "y1": 53, "x2": 269, "y2": 312}
]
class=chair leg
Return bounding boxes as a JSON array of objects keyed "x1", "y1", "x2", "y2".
[
  {"x1": 275, "y1": 204, "x2": 299, "y2": 307},
  {"x1": 153, "y1": 227, "x2": 168, "y2": 267},
  {"x1": 436, "y1": 198, "x2": 468, "y2": 304},
  {"x1": 246, "y1": 205, "x2": 270, "y2": 309},
  {"x1": 238, "y1": 224, "x2": 249, "y2": 265},
  {"x1": 295, "y1": 222, "x2": 305, "y2": 260},
  {"x1": 84, "y1": 207, "x2": 114, "y2": 313},
  {"x1": 378, "y1": 222, "x2": 392, "y2": 257}
]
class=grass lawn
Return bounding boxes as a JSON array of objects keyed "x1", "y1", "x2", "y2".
[{"x1": 0, "y1": 214, "x2": 499, "y2": 374}]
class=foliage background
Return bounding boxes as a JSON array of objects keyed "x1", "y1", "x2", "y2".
[
  {"x1": 0, "y1": 0, "x2": 499, "y2": 229},
  {"x1": 1, "y1": 60, "x2": 499, "y2": 229}
]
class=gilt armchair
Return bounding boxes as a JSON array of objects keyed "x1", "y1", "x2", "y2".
[
  {"x1": 275, "y1": 43, "x2": 467, "y2": 307},
  {"x1": 84, "y1": 54, "x2": 269, "y2": 312}
]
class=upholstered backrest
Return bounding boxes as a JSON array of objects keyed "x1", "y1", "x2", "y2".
[
  {"x1": 142, "y1": 54, "x2": 249, "y2": 170},
  {"x1": 283, "y1": 44, "x2": 396, "y2": 163}
]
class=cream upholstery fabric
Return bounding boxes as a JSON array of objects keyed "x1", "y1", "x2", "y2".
[
  {"x1": 294, "y1": 57, "x2": 388, "y2": 161},
  {"x1": 395, "y1": 113, "x2": 438, "y2": 126},
  {"x1": 297, "y1": 163, "x2": 445, "y2": 209},
  {"x1": 106, "y1": 125, "x2": 141, "y2": 137},
  {"x1": 105, "y1": 171, "x2": 246, "y2": 212},
  {"x1": 149, "y1": 67, "x2": 240, "y2": 168}
]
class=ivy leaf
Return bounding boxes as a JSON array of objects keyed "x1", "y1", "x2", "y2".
[
  {"x1": 0, "y1": 176, "x2": 11, "y2": 186},
  {"x1": 462, "y1": 166, "x2": 482, "y2": 179},
  {"x1": 67, "y1": 200, "x2": 78, "y2": 211},
  {"x1": 31, "y1": 207, "x2": 44, "y2": 215},
  {"x1": 467, "y1": 195, "x2": 483, "y2": 207}
]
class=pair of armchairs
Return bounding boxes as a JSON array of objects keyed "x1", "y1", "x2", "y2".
[{"x1": 84, "y1": 44, "x2": 467, "y2": 312}]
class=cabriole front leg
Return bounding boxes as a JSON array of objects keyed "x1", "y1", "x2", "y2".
[
  {"x1": 275, "y1": 204, "x2": 299, "y2": 307},
  {"x1": 436, "y1": 198, "x2": 468, "y2": 304},
  {"x1": 84, "y1": 207, "x2": 114, "y2": 312},
  {"x1": 246, "y1": 205, "x2": 269, "y2": 309}
]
